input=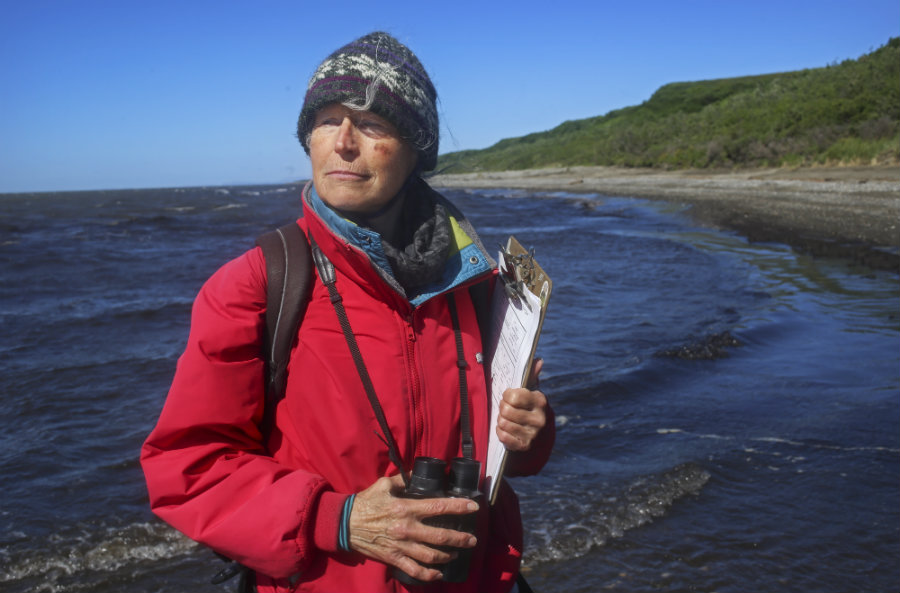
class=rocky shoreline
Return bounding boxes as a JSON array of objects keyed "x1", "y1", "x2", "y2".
[{"x1": 431, "y1": 165, "x2": 899, "y2": 270}]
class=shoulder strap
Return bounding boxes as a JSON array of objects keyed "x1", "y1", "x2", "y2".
[{"x1": 255, "y1": 221, "x2": 313, "y2": 425}]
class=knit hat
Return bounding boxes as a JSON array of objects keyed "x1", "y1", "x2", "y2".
[{"x1": 297, "y1": 32, "x2": 439, "y2": 171}]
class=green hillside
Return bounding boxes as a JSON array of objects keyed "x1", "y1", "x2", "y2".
[{"x1": 437, "y1": 38, "x2": 899, "y2": 172}]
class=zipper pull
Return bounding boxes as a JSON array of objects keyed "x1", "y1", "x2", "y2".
[{"x1": 406, "y1": 314, "x2": 417, "y2": 342}]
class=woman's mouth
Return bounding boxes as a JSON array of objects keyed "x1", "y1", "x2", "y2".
[{"x1": 327, "y1": 170, "x2": 369, "y2": 181}]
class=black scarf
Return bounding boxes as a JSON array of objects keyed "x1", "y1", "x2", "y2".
[{"x1": 380, "y1": 182, "x2": 451, "y2": 293}]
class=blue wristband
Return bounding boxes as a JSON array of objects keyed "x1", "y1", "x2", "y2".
[{"x1": 338, "y1": 494, "x2": 356, "y2": 553}]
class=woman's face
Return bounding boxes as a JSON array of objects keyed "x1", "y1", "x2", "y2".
[{"x1": 309, "y1": 104, "x2": 418, "y2": 213}]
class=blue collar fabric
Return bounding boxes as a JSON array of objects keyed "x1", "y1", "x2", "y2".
[
  {"x1": 306, "y1": 184, "x2": 394, "y2": 278},
  {"x1": 305, "y1": 183, "x2": 492, "y2": 307}
]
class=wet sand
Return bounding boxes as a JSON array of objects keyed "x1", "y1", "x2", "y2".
[{"x1": 431, "y1": 165, "x2": 899, "y2": 270}]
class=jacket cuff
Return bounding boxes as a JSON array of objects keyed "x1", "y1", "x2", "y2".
[{"x1": 312, "y1": 491, "x2": 347, "y2": 553}]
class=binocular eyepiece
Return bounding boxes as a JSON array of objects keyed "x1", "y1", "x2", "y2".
[{"x1": 393, "y1": 456, "x2": 482, "y2": 584}]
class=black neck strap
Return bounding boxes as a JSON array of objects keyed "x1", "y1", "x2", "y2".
[
  {"x1": 308, "y1": 236, "x2": 476, "y2": 488},
  {"x1": 310, "y1": 235, "x2": 409, "y2": 487},
  {"x1": 446, "y1": 292, "x2": 475, "y2": 460}
]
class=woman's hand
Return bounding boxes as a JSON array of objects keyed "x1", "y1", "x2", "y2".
[
  {"x1": 496, "y1": 358, "x2": 548, "y2": 452},
  {"x1": 349, "y1": 474, "x2": 478, "y2": 582}
]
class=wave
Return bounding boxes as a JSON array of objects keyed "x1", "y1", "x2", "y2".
[
  {"x1": 656, "y1": 428, "x2": 900, "y2": 455},
  {"x1": 520, "y1": 462, "x2": 710, "y2": 566},
  {"x1": 1, "y1": 295, "x2": 193, "y2": 327},
  {"x1": 5, "y1": 350, "x2": 177, "y2": 380},
  {"x1": 0, "y1": 522, "x2": 197, "y2": 592}
]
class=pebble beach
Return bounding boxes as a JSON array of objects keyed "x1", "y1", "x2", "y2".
[{"x1": 431, "y1": 165, "x2": 899, "y2": 268}]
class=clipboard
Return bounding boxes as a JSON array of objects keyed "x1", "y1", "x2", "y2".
[{"x1": 484, "y1": 236, "x2": 552, "y2": 505}]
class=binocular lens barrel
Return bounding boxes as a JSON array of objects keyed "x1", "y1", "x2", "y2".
[
  {"x1": 393, "y1": 456, "x2": 482, "y2": 585},
  {"x1": 406, "y1": 457, "x2": 446, "y2": 497}
]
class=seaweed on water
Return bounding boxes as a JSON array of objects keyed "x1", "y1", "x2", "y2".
[{"x1": 655, "y1": 330, "x2": 742, "y2": 360}]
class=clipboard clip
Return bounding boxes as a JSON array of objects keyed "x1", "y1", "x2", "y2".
[{"x1": 499, "y1": 243, "x2": 537, "y2": 312}]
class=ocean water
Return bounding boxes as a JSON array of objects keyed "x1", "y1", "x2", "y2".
[{"x1": 1, "y1": 183, "x2": 897, "y2": 592}]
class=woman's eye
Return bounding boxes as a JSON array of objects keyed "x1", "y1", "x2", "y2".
[
  {"x1": 313, "y1": 113, "x2": 394, "y2": 137},
  {"x1": 357, "y1": 119, "x2": 389, "y2": 136}
]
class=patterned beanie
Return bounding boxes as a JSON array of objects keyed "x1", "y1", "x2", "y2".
[{"x1": 297, "y1": 32, "x2": 439, "y2": 171}]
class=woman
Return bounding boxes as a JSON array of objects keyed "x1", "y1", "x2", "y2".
[{"x1": 141, "y1": 31, "x2": 554, "y2": 592}]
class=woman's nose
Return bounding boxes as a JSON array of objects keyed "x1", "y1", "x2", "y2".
[{"x1": 334, "y1": 117, "x2": 358, "y2": 155}]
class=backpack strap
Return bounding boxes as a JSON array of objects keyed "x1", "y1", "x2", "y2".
[
  {"x1": 255, "y1": 221, "x2": 313, "y2": 431},
  {"x1": 210, "y1": 221, "x2": 312, "y2": 591}
]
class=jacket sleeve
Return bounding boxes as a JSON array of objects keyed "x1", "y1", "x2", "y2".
[{"x1": 140, "y1": 247, "x2": 343, "y2": 579}]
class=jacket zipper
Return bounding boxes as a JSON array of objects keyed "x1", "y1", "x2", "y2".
[
  {"x1": 404, "y1": 276, "x2": 493, "y2": 461},
  {"x1": 404, "y1": 311, "x2": 424, "y2": 459}
]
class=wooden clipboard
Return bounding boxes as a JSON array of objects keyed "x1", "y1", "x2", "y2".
[{"x1": 484, "y1": 236, "x2": 552, "y2": 505}]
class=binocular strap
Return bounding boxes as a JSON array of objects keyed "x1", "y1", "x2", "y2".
[{"x1": 309, "y1": 235, "x2": 477, "y2": 487}]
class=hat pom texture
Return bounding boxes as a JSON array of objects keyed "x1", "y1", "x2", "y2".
[{"x1": 297, "y1": 32, "x2": 439, "y2": 171}]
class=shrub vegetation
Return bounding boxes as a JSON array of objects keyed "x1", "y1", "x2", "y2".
[{"x1": 437, "y1": 38, "x2": 899, "y2": 172}]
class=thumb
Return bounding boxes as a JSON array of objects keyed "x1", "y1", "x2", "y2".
[{"x1": 527, "y1": 357, "x2": 543, "y2": 389}]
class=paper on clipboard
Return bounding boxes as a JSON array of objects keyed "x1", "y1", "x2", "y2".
[{"x1": 484, "y1": 236, "x2": 552, "y2": 505}]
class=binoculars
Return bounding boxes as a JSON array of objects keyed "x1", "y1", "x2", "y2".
[{"x1": 394, "y1": 456, "x2": 482, "y2": 584}]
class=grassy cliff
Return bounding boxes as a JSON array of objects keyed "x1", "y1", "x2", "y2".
[{"x1": 437, "y1": 38, "x2": 899, "y2": 172}]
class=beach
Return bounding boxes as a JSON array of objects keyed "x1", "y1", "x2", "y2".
[
  {"x1": 431, "y1": 165, "x2": 899, "y2": 268},
  {"x1": 2, "y1": 181, "x2": 898, "y2": 592}
]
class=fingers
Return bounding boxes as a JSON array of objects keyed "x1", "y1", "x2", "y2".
[
  {"x1": 382, "y1": 498, "x2": 478, "y2": 549},
  {"x1": 497, "y1": 386, "x2": 548, "y2": 452},
  {"x1": 501, "y1": 385, "x2": 547, "y2": 413},
  {"x1": 417, "y1": 495, "x2": 480, "y2": 520},
  {"x1": 379, "y1": 530, "x2": 461, "y2": 575},
  {"x1": 348, "y1": 475, "x2": 478, "y2": 581},
  {"x1": 496, "y1": 419, "x2": 541, "y2": 451},
  {"x1": 393, "y1": 553, "x2": 444, "y2": 582}
]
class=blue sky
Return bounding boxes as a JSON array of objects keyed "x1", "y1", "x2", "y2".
[{"x1": 1, "y1": 0, "x2": 896, "y2": 192}]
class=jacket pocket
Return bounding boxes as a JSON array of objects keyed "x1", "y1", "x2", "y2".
[{"x1": 479, "y1": 479, "x2": 523, "y2": 592}]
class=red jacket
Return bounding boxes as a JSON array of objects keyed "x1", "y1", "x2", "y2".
[{"x1": 141, "y1": 184, "x2": 554, "y2": 592}]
